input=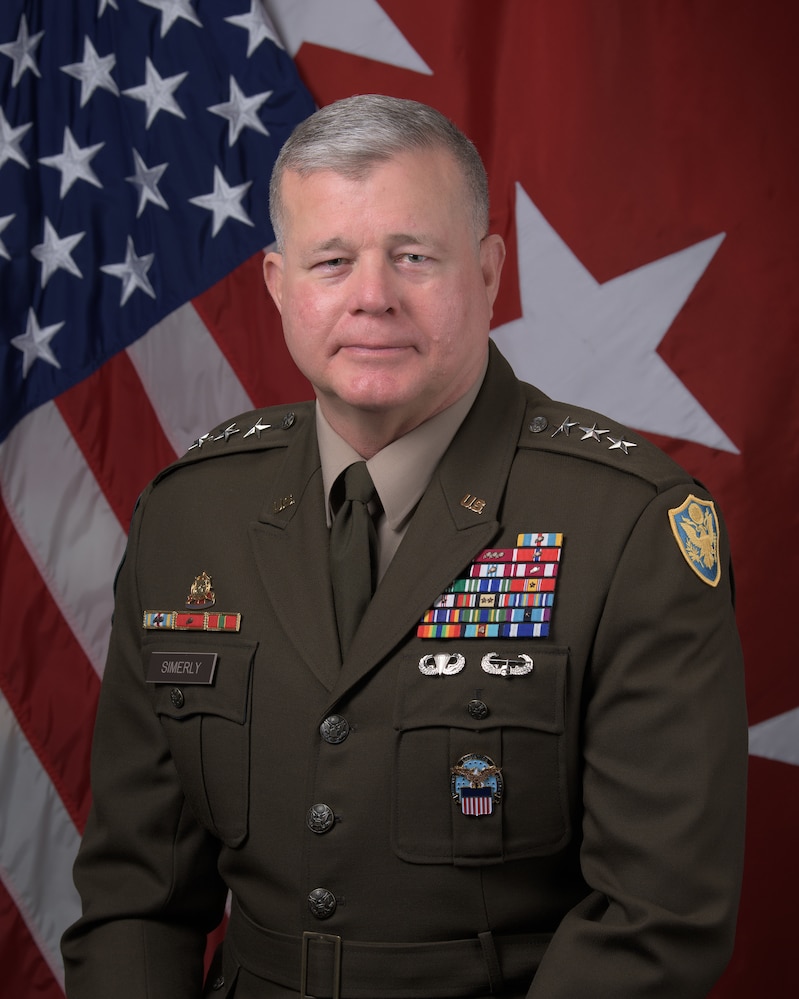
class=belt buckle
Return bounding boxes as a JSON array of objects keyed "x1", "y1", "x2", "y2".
[{"x1": 301, "y1": 931, "x2": 342, "y2": 999}]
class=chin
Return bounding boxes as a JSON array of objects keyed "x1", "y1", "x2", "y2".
[{"x1": 338, "y1": 375, "x2": 415, "y2": 408}]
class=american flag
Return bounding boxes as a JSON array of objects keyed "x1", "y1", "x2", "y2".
[
  {"x1": 0, "y1": 1, "x2": 314, "y2": 994},
  {"x1": 2, "y1": 1, "x2": 798, "y2": 996}
]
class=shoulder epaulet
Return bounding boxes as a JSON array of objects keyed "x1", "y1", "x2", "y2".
[
  {"x1": 151, "y1": 400, "x2": 313, "y2": 485},
  {"x1": 518, "y1": 395, "x2": 692, "y2": 492}
]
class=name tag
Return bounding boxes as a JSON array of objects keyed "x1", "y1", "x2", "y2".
[{"x1": 146, "y1": 651, "x2": 217, "y2": 684}]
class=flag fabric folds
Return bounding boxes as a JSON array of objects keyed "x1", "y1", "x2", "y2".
[
  {"x1": 2, "y1": 1, "x2": 797, "y2": 996},
  {"x1": 0, "y1": 2, "x2": 314, "y2": 995}
]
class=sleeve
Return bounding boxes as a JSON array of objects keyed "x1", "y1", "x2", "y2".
[
  {"x1": 61, "y1": 493, "x2": 228, "y2": 999},
  {"x1": 528, "y1": 484, "x2": 748, "y2": 998}
]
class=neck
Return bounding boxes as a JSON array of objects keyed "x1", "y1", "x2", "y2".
[{"x1": 317, "y1": 404, "x2": 427, "y2": 459}]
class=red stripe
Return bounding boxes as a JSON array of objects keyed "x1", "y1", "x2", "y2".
[
  {"x1": 0, "y1": 880, "x2": 64, "y2": 999},
  {"x1": 56, "y1": 351, "x2": 177, "y2": 530},
  {"x1": 192, "y1": 255, "x2": 314, "y2": 408},
  {"x1": 0, "y1": 499, "x2": 99, "y2": 829}
]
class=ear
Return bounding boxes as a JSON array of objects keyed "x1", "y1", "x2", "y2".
[
  {"x1": 262, "y1": 250, "x2": 284, "y2": 313},
  {"x1": 479, "y1": 234, "x2": 506, "y2": 316}
]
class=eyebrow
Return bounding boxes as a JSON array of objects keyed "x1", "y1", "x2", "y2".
[
  {"x1": 312, "y1": 237, "x2": 349, "y2": 254},
  {"x1": 311, "y1": 233, "x2": 438, "y2": 254}
]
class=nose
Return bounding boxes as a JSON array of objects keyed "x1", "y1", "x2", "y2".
[{"x1": 348, "y1": 255, "x2": 398, "y2": 316}]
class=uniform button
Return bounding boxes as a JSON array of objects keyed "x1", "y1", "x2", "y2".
[
  {"x1": 307, "y1": 803, "x2": 335, "y2": 834},
  {"x1": 308, "y1": 887, "x2": 337, "y2": 919},
  {"x1": 467, "y1": 699, "x2": 489, "y2": 720},
  {"x1": 319, "y1": 714, "x2": 350, "y2": 744},
  {"x1": 170, "y1": 688, "x2": 185, "y2": 709},
  {"x1": 529, "y1": 415, "x2": 548, "y2": 433},
  {"x1": 211, "y1": 975, "x2": 225, "y2": 991}
]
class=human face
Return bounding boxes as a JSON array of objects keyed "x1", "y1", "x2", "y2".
[{"x1": 263, "y1": 147, "x2": 505, "y2": 446}]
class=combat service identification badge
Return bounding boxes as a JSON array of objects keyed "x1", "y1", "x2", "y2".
[
  {"x1": 668, "y1": 495, "x2": 721, "y2": 587},
  {"x1": 451, "y1": 754, "x2": 503, "y2": 816}
]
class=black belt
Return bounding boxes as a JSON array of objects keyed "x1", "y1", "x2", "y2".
[{"x1": 226, "y1": 899, "x2": 549, "y2": 998}]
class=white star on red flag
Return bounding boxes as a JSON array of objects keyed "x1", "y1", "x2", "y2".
[{"x1": 492, "y1": 184, "x2": 736, "y2": 452}]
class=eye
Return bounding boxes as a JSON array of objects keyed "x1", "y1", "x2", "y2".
[
  {"x1": 313, "y1": 257, "x2": 348, "y2": 272},
  {"x1": 401, "y1": 253, "x2": 427, "y2": 264}
]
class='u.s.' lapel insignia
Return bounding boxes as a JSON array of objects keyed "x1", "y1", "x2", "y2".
[
  {"x1": 668, "y1": 495, "x2": 721, "y2": 587},
  {"x1": 186, "y1": 571, "x2": 215, "y2": 608},
  {"x1": 451, "y1": 754, "x2": 503, "y2": 816}
]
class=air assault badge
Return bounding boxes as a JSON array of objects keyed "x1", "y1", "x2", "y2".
[{"x1": 668, "y1": 495, "x2": 721, "y2": 587}]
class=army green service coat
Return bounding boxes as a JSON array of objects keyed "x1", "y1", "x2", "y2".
[{"x1": 62, "y1": 343, "x2": 747, "y2": 998}]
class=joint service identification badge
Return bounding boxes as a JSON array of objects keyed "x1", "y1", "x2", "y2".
[{"x1": 451, "y1": 754, "x2": 503, "y2": 816}]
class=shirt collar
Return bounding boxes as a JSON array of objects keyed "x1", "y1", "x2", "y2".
[{"x1": 317, "y1": 361, "x2": 487, "y2": 530}]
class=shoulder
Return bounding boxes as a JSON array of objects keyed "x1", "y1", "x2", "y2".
[
  {"x1": 148, "y1": 400, "x2": 314, "y2": 491},
  {"x1": 516, "y1": 381, "x2": 693, "y2": 493}
]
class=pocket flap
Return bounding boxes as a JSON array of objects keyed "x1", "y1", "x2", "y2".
[
  {"x1": 144, "y1": 636, "x2": 257, "y2": 723},
  {"x1": 396, "y1": 646, "x2": 568, "y2": 734}
]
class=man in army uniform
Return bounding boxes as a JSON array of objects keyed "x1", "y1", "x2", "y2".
[{"x1": 62, "y1": 95, "x2": 747, "y2": 998}]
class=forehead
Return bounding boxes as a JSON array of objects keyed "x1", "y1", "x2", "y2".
[{"x1": 278, "y1": 148, "x2": 470, "y2": 235}]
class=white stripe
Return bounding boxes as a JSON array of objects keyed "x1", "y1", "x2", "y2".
[
  {"x1": 0, "y1": 401, "x2": 124, "y2": 676},
  {"x1": 127, "y1": 302, "x2": 254, "y2": 457},
  {"x1": 0, "y1": 692, "x2": 82, "y2": 991}
]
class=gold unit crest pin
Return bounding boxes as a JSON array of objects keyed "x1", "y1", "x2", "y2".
[{"x1": 143, "y1": 572, "x2": 242, "y2": 632}]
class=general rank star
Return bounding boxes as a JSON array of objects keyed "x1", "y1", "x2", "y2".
[
  {"x1": 607, "y1": 436, "x2": 637, "y2": 454},
  {"x1": 580, "y1": 423, "x2": 610, "y2": 443}
]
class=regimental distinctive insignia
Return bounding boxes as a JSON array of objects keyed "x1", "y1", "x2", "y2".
[
  {"x1": 419, "y1": 652, "x2": 466, "y2": 676},
  {"x1": 668, "y1": 495, "x2": 721, "y2": 587},
  {"x1": 143, "y1": 573, "x2": 242, "y2": 631},
  {"x1": 143, "y1": 610, "x2": 241, "y2": 632},
  {"x1": 481, "y1": 653, "x2": 534, "y2": 677},
  {"x1": 418, "y1": 533, "x2": 563, "y2": 638},
  {"x1": 451, "y1": 754, "x2": 503, "y2": 816},
  {"x1": 186, "y1": 571, "x2": 215, "y2": 608}
]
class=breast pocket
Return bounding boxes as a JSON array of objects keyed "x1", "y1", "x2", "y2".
[
  {"x1": 392, "y1": 646, "x2": 570, "y2": 867},
  {"x1": 145, "y1": 636, "x2": 257, "y2": 847}
]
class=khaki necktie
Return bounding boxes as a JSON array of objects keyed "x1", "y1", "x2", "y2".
[{"x1": 329, "y1": 461, "x2": 379, "y2": 656}]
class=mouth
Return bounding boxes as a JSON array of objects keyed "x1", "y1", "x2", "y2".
[{"x1": 337, "y1": 343, "x2": 415, "y2": 358}]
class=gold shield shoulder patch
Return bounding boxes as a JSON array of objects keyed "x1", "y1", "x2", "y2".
[{"x1": 668, "y1": 495, "x2": 721, "y2": 587}]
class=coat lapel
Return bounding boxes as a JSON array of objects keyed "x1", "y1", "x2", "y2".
[
  {"x1": 249, "y1": 413, "x2": 343, "y2": 692},
  {"x1": 249, "y1": 345, "x2": 530, "y2": 701},
  {"x1": 330, "y1": 344, "x2": 528, "y2": 702}
]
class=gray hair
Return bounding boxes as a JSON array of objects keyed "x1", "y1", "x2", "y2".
[{"x1": 269, "y1": 94, "x2": 489, "y2": 250}]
